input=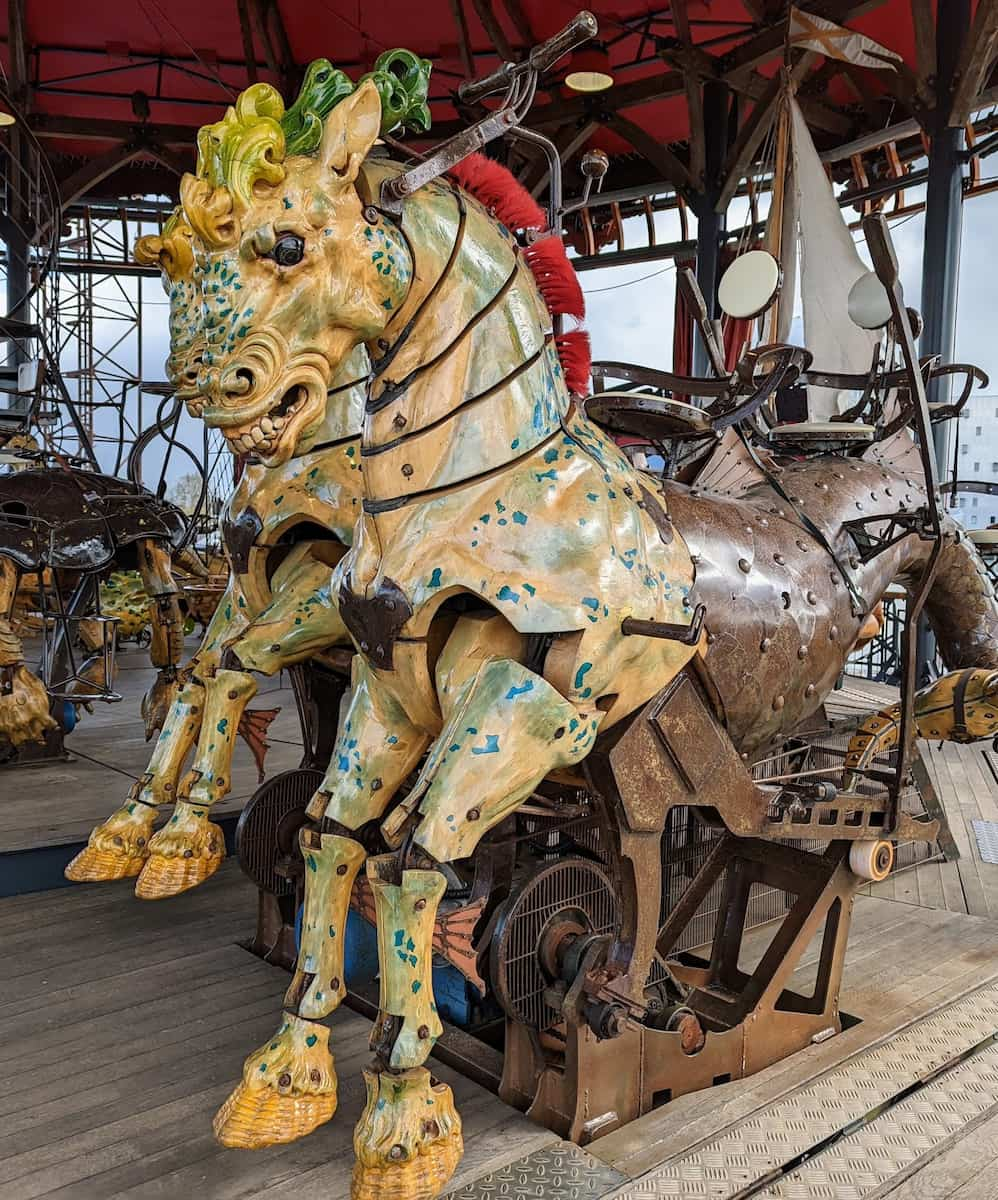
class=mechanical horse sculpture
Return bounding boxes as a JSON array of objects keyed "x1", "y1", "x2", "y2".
[{"x1": 65, "y1": 18, "x2": 998, "y2": 1200}]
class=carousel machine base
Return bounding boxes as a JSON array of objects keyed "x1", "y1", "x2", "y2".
[{"x1": 234, "y1": 672, "x2": 945, "y2": 1144}]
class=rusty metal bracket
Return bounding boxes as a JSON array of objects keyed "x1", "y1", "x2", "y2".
[{"x1": 621, "y1": 603, "x2": 706, "y2": 645}]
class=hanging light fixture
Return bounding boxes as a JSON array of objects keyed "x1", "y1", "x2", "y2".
[
  {"x1": 565, "y1": 44, "x2": 614, "y2": 93},
  {"x1": 0, "y1": 111, "x2": 16, "y2": 127}
]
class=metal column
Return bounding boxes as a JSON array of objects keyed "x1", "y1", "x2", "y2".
[
  {"x1": 692, "y1": 81, "x2": 730, "y2": 376},
  {"x1": 917, "y1": 0, "x2": 971, "y2": 682}
]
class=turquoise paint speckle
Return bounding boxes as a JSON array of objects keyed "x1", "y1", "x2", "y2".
[
  {"x1": 472, "y1": 734, "x2": 500, "y2": 755},
  {"x1": 505, "y1": 679, "x2": 535, "y2": 699},
  {"x1": 428, "y1": 567, "x2": 443, "y2": 588},
  {"x1": 574, "y1": 662, "x2": 593, "y2": 690},
  {"x1": 497, "y1": 585, "x2": 519, "y2": 604},
  {"x1": 512, "y1": 511, "x2": 527, "y2": 525}
]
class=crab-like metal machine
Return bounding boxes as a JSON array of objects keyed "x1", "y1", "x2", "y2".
[{"x1": 56, "y1": 13, "x2": 998, "y2": 1200}]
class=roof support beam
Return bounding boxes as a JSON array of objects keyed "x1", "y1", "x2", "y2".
[
  {"x1": 7, "y1": 0, "x2": 29, "y2": 108},
  {"x1": 235, "y1": 0, "x2": 260, "y2": 85},
  {"x1": 606, "y1": 113, "x2": 693, "y2": 201},
  {"x1": 950, "y1": 0, "x2": 998, "y2": 125},
  {"x1": 670, "y1": 0, "x2": 705, "y2": 190},
  {"x1": 469, "y1": 0, "x2": 515, "y2": 63},
  {"x1": 58, "y1": 141, "x2": 144, "y2": 208},
  {"x1": 911, "y1": 0, "x2": 935, "y2": 104},
  {"x1": 448, "y1": 0, "x2": 475, "y2": 79}
]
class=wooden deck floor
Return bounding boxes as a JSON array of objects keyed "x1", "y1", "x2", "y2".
[
  {"x1": 3, "y1": 862, "x2": 997, "y2": 1199},
  {"x1": 0, "y1": 864, "x2": 554, "y2": 1200}
]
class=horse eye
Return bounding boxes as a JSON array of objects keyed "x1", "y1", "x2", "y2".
[{"x1": 270, "y1": 233, "x2": 305, "y2": 267}]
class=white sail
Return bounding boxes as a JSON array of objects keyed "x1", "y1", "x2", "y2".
[{"x1": 790, "y1": 97, "x2": 879, "y2": 417}]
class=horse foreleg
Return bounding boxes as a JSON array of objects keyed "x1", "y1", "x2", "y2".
[
  {"x1": 353, "y1": 657, "x2": 598, "y2": 1200},
  {"x1": 65, "y1": 677, "x2": 204, "y2": 881},
  {"x1": 213, "y1": 657, "x2": 430, "y2": 1150}
]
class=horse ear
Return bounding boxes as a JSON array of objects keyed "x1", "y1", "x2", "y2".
[{"x1": 318, "y1": 79, "x2": 382, "y2": 183}]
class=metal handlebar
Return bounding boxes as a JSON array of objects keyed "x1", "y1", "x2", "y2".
[{"x1": 458, "y1": 11, "x2": 598, "y2": 104}]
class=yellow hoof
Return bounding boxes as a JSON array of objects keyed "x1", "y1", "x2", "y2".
[
  {"x1": 134, "y1": 800, "x2": 225, "y2": 899},
  {"x1": 135, "y1": 846, "x2": 224, "y2": 898},
  {"x1": 213, "y1": 1014, "x2": 337, "y2": 1149},
  {"x1": 351, "y1": 1068, "x2": 463, "y2": 1200},
  {"x1": 64, "y1": 844, "x2": 146, "y2": 882},
  {"x1": 64, "y1": 802, "x2": 156, "y2": 882}
]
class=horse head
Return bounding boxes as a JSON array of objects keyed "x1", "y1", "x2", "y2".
[
  {"x1": 180, "y1": 80, "x2": 409, "y2": 464},
  {"x1": 134, "y1": 209, "x2": 206, "y2": 416}
]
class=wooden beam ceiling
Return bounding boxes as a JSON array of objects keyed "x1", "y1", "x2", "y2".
[{"x1": 950, "y1": 0, "x2": 998, "y2": 125}]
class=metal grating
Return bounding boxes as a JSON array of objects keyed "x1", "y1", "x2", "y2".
[
  {"x1": 754, "y1": 1041, "x2": 998, "y2": 1198},
  {"x1": 604, "y1": 979, "x2": 998, "y2": 1199},
  {"x1": 972, "y1": 819, "x2": 998, "y2": 865},
  {"x1": 444, "y1": 1140, "x2": 626, "y2": 1200}
]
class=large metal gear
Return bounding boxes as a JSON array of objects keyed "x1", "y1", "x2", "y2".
[
  {"x1": 234, "y1": 768, "x2": 323, "y2": 896},
  {"x1": 489, "y1": 857, "x2": 619, "y2": 1033}
]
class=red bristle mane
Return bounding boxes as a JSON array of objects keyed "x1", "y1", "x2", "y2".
[
  {"x1": 447, "y1": 152, "x2": 591, "y2": 396},
  {"x1": 522, "y1": 236, "x2": 585, "y2": 321},
  {"x1": 447, "y1": 153, "x2": 546, "y2": 232},
  {"x1": 555, "y1": 329, "x2": 591, "y2": 397}
]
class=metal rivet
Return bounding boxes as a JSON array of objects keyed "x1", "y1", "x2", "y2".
[
  {"x1": 418, "y1": 1024, "x2": 430, "y2": 1039},
  {"x1": 798, "y1": 645, "x2": 808, "y2": 659},
  {"x1": 774, "y1": 553, "x2": 785, "y2": 565},
  {"x1": 773, "y1": 695, "x2": 785, "y2": 710},
  {"x1": 796, "y1": 540, "x2": 808, "y2": 551},
  {"x1": 467, "y1": 807, "x2": 481, "y2": 821},
  {"x1": 228, "y1": 689, "x2": 238, "y2": 699},
  {"x1": 707, "y1": 632, "x2": 716, "y2": 644},
  {"x1": 760, "y1": 637, "x2": 771, "y2": 651},
  {"x1": 270, "y1": 643, "x2": 281, "y2": 653},
  {"x1": 402, "y1": 463, "x2": 414, "y2": 477},
  {"x1": 183, "y1": 849, "x2": 194, "y2": 858},
  {"x1": 336, "y1": 864, "x2": 349, "y2": 875},
  {"x1": 310, "y1": 1068, "x2": 322, "y2": 1083},
  {"x1": 393, "y1": 414, "x2": 406, "y2": 429},
  {"x1": 330, "y1": 977, "x2": 340, "y2": 991},
  {"x1": 738, "y1": 557, "x2": 751, "y2": 573},
  {"x1": 389, "y1": 1145, "x2": 406, "y2": 1161},
  {"x1": 806, "y1": 591, "x2": 817, "y2": 605},
  {"x1": 805, "y1": 683, "x2": 816, "y2": 697},
  {"x1": 371, "y1": 778, "x2": 383, "y2": 791},
  {"x1": 830, "y1": 573, "x2": 839, "y2": 585},
  {"x1": 760, "y1": 517, "x2": 769, "y2": 527},
  {"x1": 849, "y1": 556, "x2": 860, "y2": 569},
  {"x1": 360, "y1": 640, "x2": 370, "y2": 652},
  {"x1": 278, "y1": 1072, "x2": 292, "y2": 1087},
  {"x1": 415, "y1": 898, "x2": 426, "y2": 911},
  {"x1": 830, "y1": 625, "x2": 838, "y2": 641}
]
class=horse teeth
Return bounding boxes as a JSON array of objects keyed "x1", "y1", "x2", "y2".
[{"x1": 260, "y1": 417, "x2": 275, "y2": 434}]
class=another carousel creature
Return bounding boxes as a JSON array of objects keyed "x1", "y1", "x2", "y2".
[
  {"x1": 0, "y1": 468, "x2": 187, "y2": 759},
  {"x1": 63, "y1": 53, "x2": 430, "y2": 896},
  {"x1": 169, "y1": 78, "x2": 998, "y2": 1198}
]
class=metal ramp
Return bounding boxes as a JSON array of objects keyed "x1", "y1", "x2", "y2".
[{"x1": 604, "y1": 979, "x2": 998, "y2": 1199}]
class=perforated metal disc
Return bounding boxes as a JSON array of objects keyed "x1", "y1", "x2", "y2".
[
  {"x1": 490, "y1": 857, "x2": 619, "y2": 1032},
  {"x1": 235, "y1": 768, "x2": 323, "y2": 895}
]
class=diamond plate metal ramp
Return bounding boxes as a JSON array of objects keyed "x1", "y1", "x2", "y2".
[
  {"x1": 445, "y1": 1141, "x2": 627, "y2": 1199},
  {"x1": 606, "y1": 979, "x2": 998, "y2": 1199}
]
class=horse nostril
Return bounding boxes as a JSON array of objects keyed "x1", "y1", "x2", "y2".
[{"x1": 223, "y1": 366, "x2": 255, "y2": 398}]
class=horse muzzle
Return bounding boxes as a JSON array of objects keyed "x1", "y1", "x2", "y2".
[{"x1": 200, "y1": 329, "x2": 331, "y2": 463}]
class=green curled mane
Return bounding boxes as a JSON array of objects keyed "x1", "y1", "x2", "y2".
[{"x1": 281, "y1": 49, "x2": 432, "y2": 156}]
